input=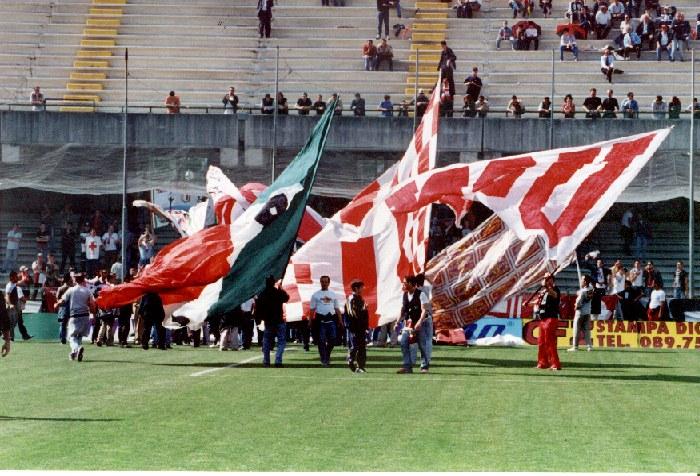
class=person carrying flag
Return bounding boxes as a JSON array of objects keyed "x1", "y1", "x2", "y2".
[
  {"x1": 535, "y1": 273, "x2": 561, "y2": 371},
  {"x1": 255, "y1": 276, "x2": 289, "y2": 368}
]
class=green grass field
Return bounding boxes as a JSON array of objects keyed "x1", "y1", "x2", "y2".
[{"x1": 0, "y1": 341, "x2": 698, "y2": 471}]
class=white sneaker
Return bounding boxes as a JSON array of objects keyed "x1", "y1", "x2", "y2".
[
  {"x1": 567, "y1": 347, "x2": 577, "y2": 352},
  {"x1": 586, "y1": 346, "x2": 593, "y2": 352}
]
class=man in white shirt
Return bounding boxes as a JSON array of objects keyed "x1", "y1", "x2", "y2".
[
  {"x1": 5, "y1": 271, "x2": 31, "y2": 341},
  {"x1": 2, "y1": 224, "x2": 22, "y2": 273},
  {"x1": 595, "y1": 5, "x2": 613, "y2": 39},
  {"x1": 560, "y1": 30, "x2": 579, "y2": 61},
  {"x1": 309, "y1": 276, "x2": 343, "y2": 367},
  {"x1": 647, "y1": 280, "x2": 666, "y2": 321},
  {"x1": 102, "y1": 224, "x2": 120, "y2": 269},
  {"x1": 84, "y1": 228, "x2": 102, "y2": 279}
]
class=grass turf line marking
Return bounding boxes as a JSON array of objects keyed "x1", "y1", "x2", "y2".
[{"x1": 190, "y1": 354, "x2": 263, "y2": 377}]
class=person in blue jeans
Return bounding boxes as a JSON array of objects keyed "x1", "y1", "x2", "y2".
[
  {"x1": 310, "y1": 275, "x2": 343, "y2": 367},
  {"x1": 396, "y1": 275, "x2": 433, "y2": 374},
  {"x1": 255, "y1": 275, "x2": 290, "y2": 368}
]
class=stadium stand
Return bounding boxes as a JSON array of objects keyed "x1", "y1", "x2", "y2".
[{"x1": 0, "y1": 0, "x2": 698, "y2": 113}]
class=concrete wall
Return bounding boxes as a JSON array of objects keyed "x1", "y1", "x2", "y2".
[{"x1": 1, "y1": 111, "x2": 696, "y2": 153}]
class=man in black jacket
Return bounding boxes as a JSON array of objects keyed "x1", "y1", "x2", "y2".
[
  {"x1": 138, "y1": 292, "x2": 166, "y2": 350},
  {"x1": 257, "y1": 0, "x2": 273, "y2": 38},
  {"x1": 437, "y1": 41, "x2": 456, "y2": 96},
  {"x1": 376, "y1": 0, "x2": 391, "y2": 40},
  {"x1": 254, "y1": 275, "x2": 289, "y2": 367},
  {"x1": 345, "y1": 280, "x2": 369, "y2": 373}
]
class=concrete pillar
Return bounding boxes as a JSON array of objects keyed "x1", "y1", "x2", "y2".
[
  {"x1": 244, "y1": 148, "x2": 269, "y2": 167},
  {"x1": 1, "y1": 144, "x2": 20, "y2": 163},
  {"x1": 220, "y1": 148, "x2": 239, "y2": 167}
]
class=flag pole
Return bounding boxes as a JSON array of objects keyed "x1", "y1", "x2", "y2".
[
  {"x1": 413, "y1": 49, "x2": 419, "y2": 130},
  {"x1": 689, "y1": 48, "x2": 695, "y2": 298},
  {"x1": 120, "y1": 47, "x2": 129, "y2": 282},
  {"x1": 272, "y1": 45, "x2": 280, "y2": 183},
  {"x1": 549, "y1": 48, "x2": 555, "y2": 149}
]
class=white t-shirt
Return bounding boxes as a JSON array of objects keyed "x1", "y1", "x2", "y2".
[
  {"x1": 102, "y1": 232, "x2": 120, "y2": 252},
  {"x1": 241, "y1": 298, "x2": 255, "y2": 313},
  {"x1": 649, "y1": 289, "x2": 666, "y2": 310},
  {"x1": 6, "y1": 230, "x2": 22, "y2": 250},
  {"x1": 630, "y1": 268, "x2": 644, "y2": 287},
  {"x1": 85, "y1": 235, "x2": 102, "y2": 260},
  {"x1": 5, "y1": 282, "x2": 23, "y2": 299},
  {"x1": 407, "y1": 291, "x2": 429, "y2": 306},
  {"x1": 612, "y1": 271, "x2": 625, "y2": 294},
  {"x1": 310, "y1": 289, "x2": 340, "y2": 316}
]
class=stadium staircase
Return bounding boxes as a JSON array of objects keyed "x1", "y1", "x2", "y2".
[
  {"x1": 62, "y1": 0, "x2": 127, "y2": 112},
  {"x1": 1, "y1": 0, "x2": 699, "y2": 111}
]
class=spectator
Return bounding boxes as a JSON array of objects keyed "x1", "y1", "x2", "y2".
[
  {"x1": 562, "y1": 94, "x2": 576, "y2": 118},
  {"x1": 609, "y1": 0, "x2": 626, "y2": 23},
  {"x1": 620, "y1": 207, "x2": 634, "y2": 254},
  {"x1": 509, "y1": 0, "x2": 525, "y2": 18},
  {"x1": 602, "y1": 89, "x2": 620, "y2": 118},
  {"x1": 455, "y1": 0, "x2": 474, "y2": 18},
  {"x1": 497, "y1": 21, "x2": 515, "y2": 49},
  {"x1": 379, "y1": 95, "x2": 394, "y2": 117},
  {"x1": 671, "y1": 12, "x2": 690, "y2": 62},
  {"x1": 560, "y1": 29, "x2": 579, "y2": 61},
  {"x1": 672, "y1": 261, "x2": 689, "y2": 299},
  {"x1": 30, "y1": 86, "x2": 45, "y2": 112},
  {"x1": 521, "y1": 21, "x2": 541, "y2": 50},
  {"x1": 2, "y1": 225, "x2": 21, "y2": 274},
  {"x1": 102, "y1": 224, "x2": 120, "y2": 269},
  {"x1": 668, "y1": 95, "x2": 681, "y2": 119},
  {"x1": 276, "y1": 92, "x2": 288, "y2": 114},
  {"x1": 376, "y1": 0, "x2": 391, "y2": 40},
  {"x1": 438, "y1": 41, "x2": 457, "y2": 96},
  {"x1": 475, "y1": 95, "x2": 489, "y2": 117},
  {"x1": 621, "y1": 91, "x2": 639, "y2": 118},
  {"x1": 507, "y1": 95, "x2": 524, "y2": 118},
  {"x1": 567, "y1": 0, "x2": 584, "y2": 22},
  {"x1": 375, "y1": 38, "x2": 394, "y2": 71},
  {"x1": 696, "y1": 12, "x2": 700, "y2": 37},
  {"x1": 582, "y1": 88, "x2": 602, "y2": 118},
  {"x1": 84, "y1": 228, "x2": 102, "y2": 278},
  {"x1": 647, "y1": 280, "x2": 666, "y2": 321},
  {"x1": 636, "y1": 14, "x2": 656, "y2": 50},
  {"x1": 332, "y1": 93, "x2": 343, "y2": 116},
  {"x1": 617, "y1": 28, "x2": 642, "y2": 59},
  {"x1": 651, "y1": 95, "x2": 667, "y2": 119},
  {"x1": 296, "y1": 92, "x2": 312, "y2": 115},
  {"x1": 222, "y1": 87, "x2": 238, "y2": 114},
  {"x1": 595, "y1": 5, "x2": 613, "y2": 38},
  {"x1": 538, "y1": 96, "x2": 552, "y2": 118},
  {"x1": 398, "y1": 99, "x2": 411, "y2": 117},
  {"x1": 36, "y1": 223, "x2": 50, "y2": 255},
  {"x1": 165, "y1": 91, "x2": 180, "y2": 114},
  {"x1": 614, "y1": 14, "x2": 633, "y2": 47},
  {"x1": 351, "y1": 93, "x2": 366, "y2": 116},
  {"x1": 464, "y1": 67, "x2": 482, "y2": 103},
  {"x1": 137, "y1": 227, "x2": 155, "y2": 268},
  {"x1": 362, "y1": 39, "x2": 377, "y2": 71},
  {"x1": 627, "y1": 0, "x2": 642, "y2": 18},
  {"x1": 634, "y1": 215, "x2": 652, "y2": 260},
  {"x1": 261, "y1": 93, "x2": 274, "y2": 114},
  {"x1": 688, "y1": 98, "x2": 700, "y2": 119},
  {"x1": 313, "y1": 94, "x2": 327, "y2": 115},
  {"x1": 539, "y1": 0, "x2": 552, "y2": 17},
  {"x1": 59, "y1": 222, "x2": 76, "y2": 274},
  {"x1": 600, "y1": 49, "x2": 619, "y2": 83},
  {"x1": 415, "y1": 89, "x2": 429, "y2": 118},
  {"x1": 461, "y1": 95, "x2": 476, "y2": 117},
  {"x1": 658, "y1": 5, "x2": 674, "y2": 24},
  {"x1": 439, "y1": 78, "x2": 454, "y2": 117},
  {"x1": 656, "y1": 24, "x2": 672, "y2": 60},
  {"x1": 257, "y1": 0, "x2": 273, "y2": 39}
]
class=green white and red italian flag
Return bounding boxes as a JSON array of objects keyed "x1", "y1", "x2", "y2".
[{"x1": 97, "y1": 99, "x2": 336, "y2": 317}]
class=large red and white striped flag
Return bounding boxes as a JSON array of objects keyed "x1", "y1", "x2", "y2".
[
  {"x1": 282, "y1": 83, "x2": 452, "y2": 326},
  {"x1": 386, "y1": 128, "x2": 672, "y2": 330}
]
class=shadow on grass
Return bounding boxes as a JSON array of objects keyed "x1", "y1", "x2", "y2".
[
  {"x1": 428, "y1": 355, "x2": 672, "y2": 369},
  {"x1": 0, "y1": 415, "x2": 120, "y2": 422},
  {"x1": 498, "y1": 371, "x2": 700, "y2": 385}
]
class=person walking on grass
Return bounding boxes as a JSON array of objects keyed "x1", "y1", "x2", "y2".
[
  {"x1": 255, "y1": 275, "x2": 289, "y2": 368},
  {"x1": 395, "y1": 275, "x2": 431, "y2": 374},
  {"x1": 310, "y1": 275, "x2": 343, "y2": 367},
  {"x1": 535, "y1": 273, "x2": 561, "y2": 370},
  {"x1": 346, "y1": 280, "x2": 369, "y2": 373},
  {"x1": 0, "y1": 294, "x2": 11, "y2": 357},
  {"x1": 568, "y1": 275, "x2": 593, "y2": 352},
  {"x1": 56, "y1": 273, "x2": 95, "y2": 362}
]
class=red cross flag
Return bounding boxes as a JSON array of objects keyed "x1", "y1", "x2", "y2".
[{"x1": 386, "y1": 128, "x2": 672, "y2": 330}]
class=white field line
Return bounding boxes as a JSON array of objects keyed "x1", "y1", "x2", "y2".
[{"x1": 190, "y1": 354, "x2": 262, "y2": 377}]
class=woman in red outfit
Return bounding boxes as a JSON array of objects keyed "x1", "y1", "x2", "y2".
[{"x1": 535, "y1": 273, "x2": 561, "y2": 371}]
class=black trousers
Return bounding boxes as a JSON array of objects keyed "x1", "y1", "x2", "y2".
[
  {"x1": 60, "y1": 249, "x2": 75, "y2": 273},
  {"x1": 258, "y1": 11, "x2": 271, "y2": 38},
  {"x1": 9, "y1": 308, "x2": 31, "y2": 340},
  {"x1": 441, "y1": 67, "x2": 455, "y2": 96},
  {"x1": 348, "y1": 329, "x2": 367, "y2": 370},
  {"x1": 118, "y1": 315, "x2": 130, "y2": 345},
  {"x1": 141, "y1": 315, "x2": 165, "y2": 350},
  {"x1": 241, "y1": 315, "x2": 255, "y2": 349}
]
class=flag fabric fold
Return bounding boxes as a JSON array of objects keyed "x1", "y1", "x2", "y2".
[{"x1": 386, "y1": 128, "x2": 672, "y2": 330}]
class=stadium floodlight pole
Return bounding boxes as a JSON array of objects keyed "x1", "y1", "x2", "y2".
[
  {"x1": 271, "y1": 45, "x2": 280, "y2": 183},
  {"x1": 413, "y1": 50, "x2": 419, "y2": 130},
  {"x1": 689, "y1": 48, "x2": 695, "y2": 298},
  {"x1": 120, "y1": 47, "x2": 129, "y2": 283},
  {"x1": 549, "y1": 48, "x2": 555, "y2": 149}
]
